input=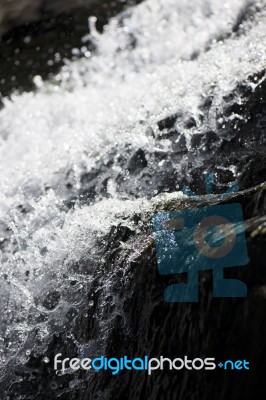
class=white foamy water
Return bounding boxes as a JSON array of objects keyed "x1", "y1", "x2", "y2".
[{"x1": 0, "y1": 0, "x2": 266, "y2": 379}]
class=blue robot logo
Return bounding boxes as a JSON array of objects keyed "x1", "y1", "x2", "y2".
[{"x1": 153, "y1": 174, "x2": 248, "y2": 302}]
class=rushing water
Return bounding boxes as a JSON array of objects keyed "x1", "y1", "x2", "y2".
[{"x1": 0, "y1": 0, "x2": 266, "y2": 395}]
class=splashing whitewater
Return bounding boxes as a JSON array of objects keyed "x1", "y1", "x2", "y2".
[{"x1": 0, "y1": 0, "x2": 266, "y2": 384}]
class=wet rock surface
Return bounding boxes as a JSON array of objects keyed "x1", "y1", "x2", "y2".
[
  {"x1": 77, "y1": 71, "x2": 266, "y2": 201},
  {"x1": 4, "y1": 184, "x2": 266, "y2": 400}
]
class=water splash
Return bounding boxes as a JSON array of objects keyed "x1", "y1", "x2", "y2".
[{"x1": 0, "y1": 0, "x2": 266, "y2": 386}]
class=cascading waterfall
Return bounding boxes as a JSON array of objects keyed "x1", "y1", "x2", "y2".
[{"x1": 0, "y1": 0, "x2": 266, "y2": 397}]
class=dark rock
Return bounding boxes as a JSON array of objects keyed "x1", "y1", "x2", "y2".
[
  {"x1": 157, "y1": 113, "x2": 179, "y2": 131},
  {"x1": 6, "y1": 184, "x2": 266, "y2": 400},
  {"x1": 156, "y1": 128, "x2": 182, "y2": 141},
  {"x1": 172, "y1": 134, "x2": 187, "y2": 153},
  {"x1": 127, "y1": 149, "x2": 148, "y2": 174},
  {"x1": 184, "y1": 116, "x2": 197, "y2": 129},
  {"x1": 199, "y1": 95, "x2": 213, "y2": 111},
  {"x1": 240, "y1": 153, "x2": 266, "y2": 188},
  {"x1": 190, "y1": 133, "x2": 205, "y2": 149}
]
